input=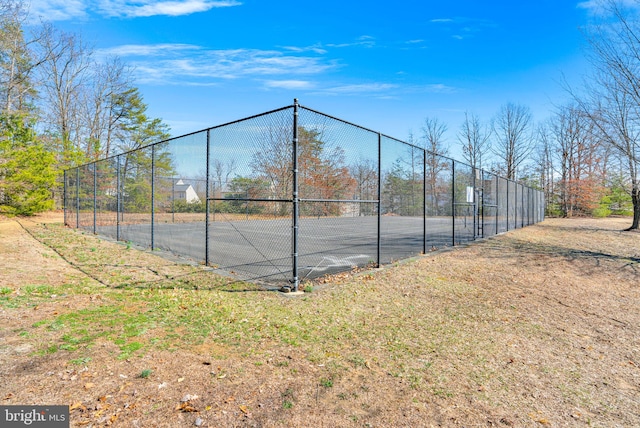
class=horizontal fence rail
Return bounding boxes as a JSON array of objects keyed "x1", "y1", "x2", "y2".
[{"x1": 64, "y1": 100, "x2": 545, "y2": 291}]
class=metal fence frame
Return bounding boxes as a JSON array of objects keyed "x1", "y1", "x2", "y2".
[{"x1": 64, "y1": 100, "x2": 545, "y2": 291}]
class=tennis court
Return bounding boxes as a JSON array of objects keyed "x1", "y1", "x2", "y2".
[{"x1": 65, "y1": 101, "x2": 544, "y2": 289}]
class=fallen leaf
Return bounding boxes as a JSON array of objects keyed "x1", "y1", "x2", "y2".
[
  {"x1": 3, "y1": 393, "x2": 14, "y2": 400},
  {"x1": 177, "y1": 377, "x2": 185, "y2": 383},
  {"x1": 176, "y1": 402, "x2": 198, "y2": 413},
  {"x1": 69, "y1": 402, "x2": 85, "y2": 411},
  {"x1": 84, "y1": 383, "x2": 94, "y2": 390},
  {"x1": 239, "y1": 405, "x2": 249, "y2": 414}
]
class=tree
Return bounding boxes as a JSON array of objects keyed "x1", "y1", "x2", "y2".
[
  {"x1": 381, "y1": 157, "x2": 423, "y2": 216},
  {"x1": 115, "y1": 88, "x2": 172, "y2": 213},
  {"x1": 250, "y1": 126, "x2": 355, "y2": 217},
  {"x1": 224, "y1": 176, "x2": 268, "y2": 214},
  {"x1": 575, "y1": 0, "x2": 640, "y2": 229},
  {"x1": 0, "y1": 113, "x2": 56, "y2": 215},
  {"x1": 550, "y1": 103, "x2": 605, "y2": 217},
  {"x1": 350, "y1": 157, "x2": 378, "y2": 215},
  {"x1": 422, "y1": 117, "x2": 450, "y2": 216},
  {"x1": 35, "y1": 23, "x2": 91, "y2": 169},
  {"x1": 457, "y1": 111, "x2": 491, "y2": 171},
  {"x1": 113, "y1": 87, "x2": 170, "y2": 153},
  {"x1": 82, "y1": 56, "x2": 132, "y2": 159},
  {"x1": 211, "y1": 158, "x2": 236, "y2": 197},
  {"x1": 491, "y1": 102, "x2": 535, "y2": 180},
  {"x1": 535, "y1": 122, "x2": 560, "y2": 215},
  {"x1": 0, "y1": 0, "x2": 38, "y2": 115}
]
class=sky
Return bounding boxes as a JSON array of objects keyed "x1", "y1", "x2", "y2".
[{"x1": 25, "y1": 0, "x2": 608, "y2": 156}]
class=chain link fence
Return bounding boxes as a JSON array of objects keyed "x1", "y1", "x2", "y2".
[{"x1": 64, "y1": 101, "x2": 545, "y2": 290}]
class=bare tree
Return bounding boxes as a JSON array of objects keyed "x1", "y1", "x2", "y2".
[
  {"x1": 82, "y1": 56, "x2": 132, "y2": 159},
  {"x1": 211, "y1": 158, "x2": 237, "y2": 197},
  {"x1": 349, "y1": 157, "x2": 377, "y2": 215},
  {"x1": 575, "y1": 0, "x2": 640, "y2": 229},
  {"x1": 550, "y1": 103, "x2": 604, "y2": 217},
  {"x1": 491, "y1": 102, "x2": 535, "y2": 180},
  {"x1": 457, "y1": 111, "x2": 491, "y2": 171},
  {"x1": 0, "y1": 0, "x2": 41, "y2": 114},
  {"x1": 34, "y1": 23, "x2": 92, "y2": 165},
  {"x1": 422, "y1": 117, "x2": 450, "y2": 215},
  {"x1": 535, "y1": 122, "x2": 557, "y2": 214}
]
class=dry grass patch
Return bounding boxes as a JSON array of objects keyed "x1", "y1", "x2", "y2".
[{"x1": 0, "y1": 214, "x2": 638, "y2": 427}]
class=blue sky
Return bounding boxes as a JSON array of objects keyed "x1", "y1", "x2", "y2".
[{"x1": 27, "y1": 0, "x2": 603, "y2": 153}]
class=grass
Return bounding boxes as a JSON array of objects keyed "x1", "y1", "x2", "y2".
[
  {"x1": 27, "y1": 224, "x2": 494, "y2": 376},
  {"x1": 7, "y1": 217, "x2": 640, "y2": 427}
]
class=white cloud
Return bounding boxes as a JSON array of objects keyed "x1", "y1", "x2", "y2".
[
  {"x1": 263, "y1": 80, "x2": 314, "y2": 90},
  {"x1": 27, "y1": 0, "x2": 241, "y2": 21},
  {"x1": 421, "y1": 83, "x2": 457, "y2": 93},
  {"x1": 315, "y1": 83, "x2": 398, "y2": 96},
  {"x1": 27, "y1": 0, "x2": 87, "y2": 22},
  {"x1": 326, "y1": 35, "x2": 376, "y2": 49},
  {"x1": 577, "y1": 0, "x2": 640, "y2": 15},
  {"x1": 97, "y1": 43, "x2": 202, "y2": 57},
  {"x1": 105, "y1": 44, "x2": 337, "y2": 84},
  {"x1": 99, "y1": 0, "x2": 241, "y2": 18},
  {"x1": 281, "y1": 44, "x2": 328, "y2": 55}
]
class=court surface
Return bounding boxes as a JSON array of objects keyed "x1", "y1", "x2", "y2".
[{"x1": 97, "y1": 215, "x2": 482, "y2": 284}]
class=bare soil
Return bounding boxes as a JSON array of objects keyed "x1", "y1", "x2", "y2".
[{"x1": 1, "y1": 214, "x2": 639, "y2": 427}]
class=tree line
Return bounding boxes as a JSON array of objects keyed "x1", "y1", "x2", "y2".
[
  {"x1": 389, "y1": 0, "x2": 640, "y2": 230},
  {"x1": 1, "y1": 0, "x2": 638, "y2": 230},
  {"x1": 0, "y1": 0, "x2": 169, "y2": 215}
]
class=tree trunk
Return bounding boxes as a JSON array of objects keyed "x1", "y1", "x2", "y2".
[{"x1": 627, "y1": 186, "x2": 640, "y2": 231}]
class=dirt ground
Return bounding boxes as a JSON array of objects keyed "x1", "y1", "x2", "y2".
[{"x1": 1, "y1": 213, "x2": 639, "y2": 427}]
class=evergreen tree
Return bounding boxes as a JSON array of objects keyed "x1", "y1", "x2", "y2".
[{"x1": 0, "y1": 113, "x2": 56, "y2": 215}]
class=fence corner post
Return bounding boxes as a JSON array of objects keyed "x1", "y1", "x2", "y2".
[{"x1": 291, "y1": 99, "x2": 300, "y2": 292}]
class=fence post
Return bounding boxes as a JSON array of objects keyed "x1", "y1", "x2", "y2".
[
  {"x1": 63, "y1": 170, "x2": 67, "y2": 226},
  {"x1": 513, "y1": 180, "x2": 520, "y2": 229},
  {"x1": 377, "y1": 133, "x2": 382, "y2": 267},
  {"x1": 473, "y1": 166, "x2": 477, "y2": 240},
  {"x1": 76, "y1": 168, "x2": 80, "y2": 229},
  {"x1": 452, "y1": 160, "x2": 456, "y2": 247},
  {"x1": 423, "y1": 148, "x2": 427, "y2": 255},
  {"x1": 93, "y1": 162, "x2": 97, "y2": 234},
  {"x1": 506, "y1": 179, "x2": 510, "y2": 231},
  {"x1": 206, "y1": 129, "x2": 211, "y2": 267},
  {"x1": 495, "y1": 174, "x2": 499, "y2": 235},
  {"x1": 291, "y1": 99, "x2": 300, "y2": 292},
  {"x1": 151, "y1": 145, "x2": 155, "y2": 251},
  {"x1": 117, "y1": 156, "x2": 121, "y2": 241}
]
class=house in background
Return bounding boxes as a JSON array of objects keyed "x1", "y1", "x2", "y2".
[{"x1": 173, "y1": 179, "x2": 201, "y2": 203}]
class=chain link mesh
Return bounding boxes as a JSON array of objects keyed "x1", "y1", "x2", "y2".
[{"x1": 64, "y1": 103, "x2": 545, "y2": 286}]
